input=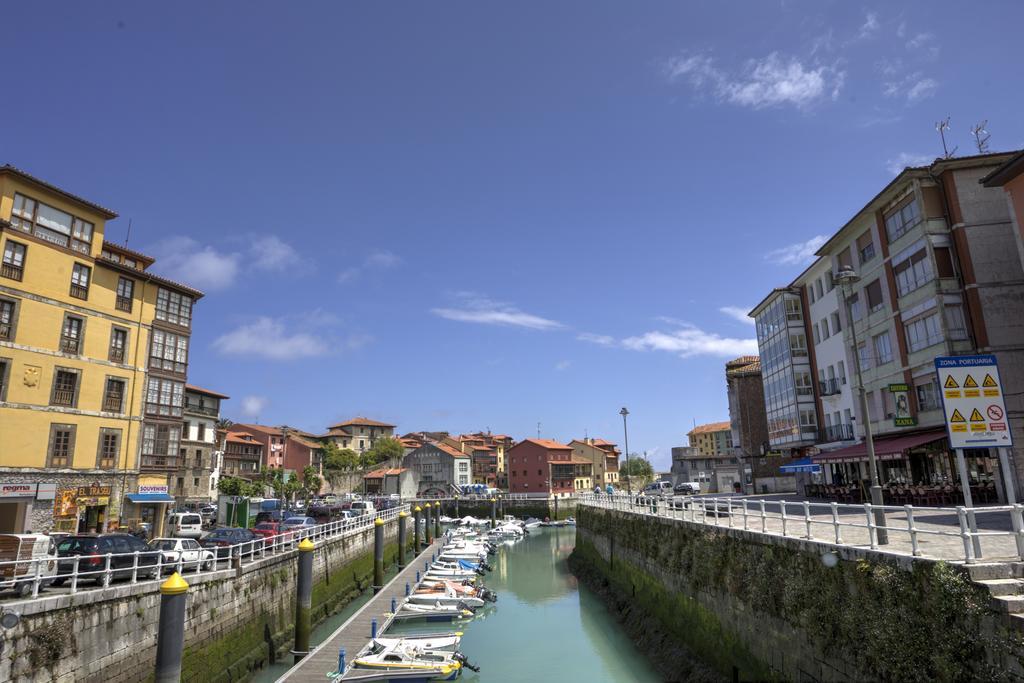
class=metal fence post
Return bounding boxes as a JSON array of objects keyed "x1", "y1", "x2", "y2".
[
  {"x1": 759, "y1": 500, "x2": 766, "y2": 533},
  {"x1": 780, "y1": 500, "x2": 788, "y2": 537},
  {"x1": 491, "y1": 498, "x2": 497, "y2": 529},
  {"x1": 1012, "y1": 504, "x2": 1024, "y2": 561},
  {"x1": 434, "y1": 502, "x2": 441, "y2": 539},
  {"x1": 957, "y1": 507, "x2": 976, "y2": 564},
  {"x1": 831, "y1": 502, "x2": 843, "y2": 545},
  {"x1": 397, "y1": 511, "x2": 408, "y2": 569},
  {"x1": 741, "y1": 500, "x2": 748, "y2": 531},
  {"x1": 803, "y1": 501, "x2": 813, "y2": 540},
  {"x1": 904, "y1": 505, "x2": 921, "y2": 557},
  {"x1": 726, "y1": 498, "x2": 733, "y2": 528},
  {"x1": 425, "y1": 505, "x2": 433, "y2": 546},
  {"x1": 864, "y1": 503, "x2": 877, "y2": 549},
  {"x1": 293, "y1": 538, "x2": 314, "y2": 664},
  {"x1": 155, "y1": 572, "x2": 188, "y2": 682}
]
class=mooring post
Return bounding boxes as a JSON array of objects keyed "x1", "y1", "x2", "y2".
[
  {"x1": 455, "y1": 495, "x2": 460, "y2": 518},
  {"x1": 155, "y1": 572, "x2": 188, "y2": 682},
  {"x1": 292, "y1": 538, "x2": 314, "y2": 664},
  {"x1": 373, "y1": 517, "x2": 385, "y2": 594},
  {"x1": 397, "y1": 510, "x2": 408, "y2": 569},
  {"x1": 434, "y1": 502, "x2": 441, "y2": 539},
  {"x1": 414, "y1": 505, "x2": 423, "y2": 549},
  {"x1": 554, "y1": 496, "x2": 560, "y2": 520},
  {"x1": 425, "y1": 504, "x2": 434, "y2": 545}
]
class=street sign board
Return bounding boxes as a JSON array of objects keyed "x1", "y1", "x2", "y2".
[
  {"x1": 935, "y1": 355, "x2": 1013, "y2": 449},
  {"x1": 888, "y1": 383, "x2": 917, "y2": 427}
]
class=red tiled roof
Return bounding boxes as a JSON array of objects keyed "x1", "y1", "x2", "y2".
[
  {"x1": 226, "y1": 432, "x2": 259, "y2": 444},
  {"x1": 328, "y1": 417, "x2": 396, "y2": 429},
  {"x1": 688, "y1": 421, "x2": 732, "y2": 435},
  {"x1": 433, "y1": 441, "x2": 470, "y2": 459},
  {"x1": 521, "y1": 438, "x2": 573, "y2": 451},
  {"x1": 364, "y1": 467, "x2": 406, "y2": 479},
  {"x1": 185, "y1": 384, "x2": 230, "y2": 399}
]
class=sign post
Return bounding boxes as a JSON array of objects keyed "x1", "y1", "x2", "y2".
[{"x1": 936, "y1": 355, "x2": 1014, "y2": 559}]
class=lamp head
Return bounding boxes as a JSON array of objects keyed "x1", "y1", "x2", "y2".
[{"x1": 619, "y1": 407, "x2": 629, "y2": 417}]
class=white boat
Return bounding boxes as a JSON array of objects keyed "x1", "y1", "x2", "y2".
[
  {"x1": 397, "y1": 602, "x2": 475, "y2": 617},
  {"x1": 523, "y1": 517, "x2": 542, "y2": 529},
  {"x1": 407, "y1": 593, "x2": 486, "y2": 608},
  {"x1": 487, "y1": 524, "x2": 523, "y2": 539},
  {"x1": 457, "y1": 516, "x2": 490, "y2": 526},
  {"x1": 353, "y1": 641, "x2": 464, "y2": 680},
  {"x1": 370, "y1": 633, "x2": 463, "y2": 653}
]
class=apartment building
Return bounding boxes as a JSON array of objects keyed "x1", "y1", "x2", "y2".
[
  {"x1": 227, "y1": 423, "x2": 323, "y2": 477},
  {"x1": 456, "y1": 432, "x2": 515, "y2": 488},
  {"x1": 506, "y1": 439, "x2": 593, "y2": 498},
  {"x1": 403, "y1": 440, "x2": 470, "y2": 496},
  {"x1": 725, "y1": 356, "x2": 795, "y2": 493},
  {"x1": 222, "y1": 432, "x2": 263, "y2": 479},
  {"x1": 176, "y1": 384, "x2": 229, "y2": 505},
  {"x1": 569, "y1": 438, "x2": 621, "y2": 489},
  {"x1": 322, "y1": 417, "x2": 396, "y2": 453},
  {"x1": 0, "y1": 166, "x2": 201, "y2": 533},
  {"x1": 752, "y1": 151, "x2": 1024, "y2": 496}
]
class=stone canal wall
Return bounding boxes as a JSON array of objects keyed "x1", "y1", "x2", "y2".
[
  {"x1": 570, "y1": 505, "x2": 1024, "y2": 683},
  {"x1": 1, "y1": 518, "x2": 415, "y2": 683}
]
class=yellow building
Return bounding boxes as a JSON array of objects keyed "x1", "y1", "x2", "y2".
[
  {"x1": 687, "y1": 421, "x2": 734, "y2": 456},
  {"x1": 0, "y1": 166, "x2": 202, "y2": 533},
  {"x1": 570, "y1": 438, "x2": 621, "y2": 489}
]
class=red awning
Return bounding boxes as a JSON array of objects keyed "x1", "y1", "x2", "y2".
[{"x1": 811, "y1": 430, "x2": 947, "y2": 464}]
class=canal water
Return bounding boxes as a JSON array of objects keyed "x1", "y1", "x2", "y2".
[{"x1": 258, "y1": 526, "x2": 660, "y2": 682}]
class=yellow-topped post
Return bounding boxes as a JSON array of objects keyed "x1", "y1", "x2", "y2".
[
  {"x1": 373, "y1": 516, "x2": 385, "y2": 594},
  {"x1": 155, "y1": 573, "x2": 189, "y2": 682},
  {"x1": 414, "y1": 505, "x2": 423, "y2": 549},
  {"x1": 433, "y1": 501, "x2": 442, "y2": 539},
  {"x1": 490, "y1": 498, "x2": 497, "y2": 529},
  {"x1": 293, "y1": 537, "x2": 315, "y2": 663}
]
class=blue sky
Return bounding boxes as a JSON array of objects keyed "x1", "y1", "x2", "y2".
[{"x1": 5, "y1": 2, "x2": 1024, "y2": 470}]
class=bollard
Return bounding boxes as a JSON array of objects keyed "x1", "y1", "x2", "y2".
[
  {"x1": 405, "y1": 582, "x2": 410, "y2": 596},
  {"x1": 416, "y1": 570, "x2": 420, "y2": 582},
  {"x1": 293, "y1": 538, "x2": 314, "y2": 664},
  {"x1": 414, "y1": 506, "x2": 423, "y2": 549},
  {"x1": 154, "y1": 572, "x2": 188, "y2": 683},
  {"x1": 554, "y1": 496, "x2": 560, "y2": 521},
  {"x1": 434, "y1": 502, "x2": 441, "y2": 539},
  {"x1": 338, "y1": 648, "x2": 346, "y2": 676},
  {"x1": 373, "y1": 517, "x2": 384, "y2": 594},
  {"x1": 490, "y1": 498, "x2": 497, "y2": 529},
  {"x1": 371, "y1": 618, "x2": 378, "y2": 639},
  {"x1": 455, "y1": 496, "x2": 460, "y2": 518},
  {"x1": 391, "y1": 597, "x2": 397, "y2": 613},
  {"x1": 397, "y1": 510, "x2": 408, "y2": 569},
  {"x1": 425, "y1": 504, "x2": 434, "y2": 546}
]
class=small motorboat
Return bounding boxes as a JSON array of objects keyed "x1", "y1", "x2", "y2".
[
  {"x1": 522, "y1": 517, "x2": 542, "y2": 529},
  {"x1": 418, "y1": 580, "x2": 497, "y2": 603},
  {"x1": 407, "y1": 593, "x2": 486, "y2": 608},
  {"x1": 394, "y1": 602, "x2": 476, "y2": 621},
  {"x1": 370, "y1": 633, "x2": 463, "y2": 653},
  {"x1": 352, "y1": 642, "x2": 466, "y2": 680},
  {"x1": 426, "y1": 560, "x2": 486, "y2": 579}
]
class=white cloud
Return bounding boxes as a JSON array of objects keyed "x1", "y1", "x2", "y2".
[
  {"x1": 859, "y1": 12, "x2": 879, "y2": 39},
  {"x1": 896, "y1": 21, "x2": 906, "y2": 38},
  {"x1": 719, "y1": 306, "x2": 754, "y2": 325},
  {"x1": 906, "y1": 32, "x2": 939, "y2": 58},
  {"x1": 764, "y1": 235, "x2": 828, "y2": 266},
  {"x1": 666, "y1": 51, "x2": 844, "y2": 110},
  {"x1": 886, "y1": 152, "x2": 934, "y2": 176},
  {"x1": 577, "y1": 332, "x2": 616, "y2": 347},
  {"x1": 213, "y1": 317, "x2": 330, "y2": 360},
  {"x1": 431, "y1": 293, "x2": 562, "y2": 331},
  {"x1": 250, "y1": 235, "x2": 302, "y2": 271},
  {"x1": 555, "y1": 360, "x2": 572, "y2": 371},
  {"x1": 150, "y1": 234, "x2": 303, "y2": 290},
  {"x1": 622, "y1": 326, "x2": 758, "y2": 359},
  {"x1": 338, "y1": 249, "x2": 402, "y2": 284},
  {"x1": 240, "y1": 395, "x2": 268, "y2": 419},
  {"x1": 884, "y1": 71, "x2": 938, "y2": 102},
  {"x1": 906, "y1": 77, "x2": 938, "y2": 102}
]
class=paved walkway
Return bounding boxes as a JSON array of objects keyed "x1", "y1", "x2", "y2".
[{"x1": 278, "y1": 540, "x2": 440, "y2": 682}]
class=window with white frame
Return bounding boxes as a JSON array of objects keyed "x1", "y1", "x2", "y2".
[
  {"x1": 884, "y1": 196, "x2": 922, "y2": 243},
  {"x1": 155, "y1": 288, "x2": 193, "y2": 327},
  {"x1": 916, "y1": 381, "x2": 939, "y2": 411},
  {"x1": 146, "y1": 377, "x2": 184, "y2": 417},
  {"x1": 150, "y1": 329, "x2": 189, "y2": 374},
  {"x1": 905, "y1": 313, "x2": 942, "y2": 352},
  {"x1": 944, "y1": 304, "x2": 969, "y2": 340},
  {"x1": 858, "y1": 343, "x2": 872, "y2": 370},
  {"x1": 894, "y1": 245, "x2": 934, "y2": 297},
  {"x1": 873, "y1": 331, "x2": 894, "y2": 365}
]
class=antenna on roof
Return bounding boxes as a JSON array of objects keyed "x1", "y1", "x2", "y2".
[
  {"x1": 537, "y1": 422, "x2": 541, "y2": 439},
  {"x1": 124, "y1": 218, "x2": 132, "y2": 247},
  {"x1": 935, "y1": 117, "x2": 957, "y2": 158},
  {"x1": 971, "y1": 120, "x2": 991, "y2": 154}
]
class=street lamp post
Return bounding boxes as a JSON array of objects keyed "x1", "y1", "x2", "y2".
[
  {"x1": 835, "y1": 267, "x2": 888, "y2": 544},
  {"x1": 620, "y1": 408, "x2": 631, "y2": 497}
]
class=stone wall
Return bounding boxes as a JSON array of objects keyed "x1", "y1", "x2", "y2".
[
  {"x1": 1, "y1": 517, "x2": 417, "y2": 683},
  {"x1": 431, "y1": 498, "x2": 575, "y2": 521},
  {"x1": 571, "y1": 506, "x2": 1024, "y2": 683}
]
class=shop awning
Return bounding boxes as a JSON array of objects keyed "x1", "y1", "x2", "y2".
[
  {"x1": 126, "y1": 493, "x2": 176, "y2": 503},
  {"x1": 811, "y1": 430, "x2": 947, "y2": 464},
  {"x1": 779, "y1": 457, "x2": 822, "y2": 473}
]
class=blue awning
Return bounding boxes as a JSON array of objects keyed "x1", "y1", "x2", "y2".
[
  {"x1": 126, "y1": 493, "x2": 176, "y2": 503},
  {"x1": 779, "y1": 457, "x2": 821, "y2": 474}
]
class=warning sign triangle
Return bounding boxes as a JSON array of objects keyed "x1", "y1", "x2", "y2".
[
  {"x1": 969, "y1": 408, "x2": 985, "y2": 422},
  {"x1": 983, "y1": 374, "x2": 998, "y2": 388},
  {"x1": 964, "y1": 375, "x2": 979, "y2": 388},
  {"x1": 944, "y1": 375, "x2": 959, "y2": 389},
  {"x1": 950, "y1": 409, "x2": 966, "y2": 423}
]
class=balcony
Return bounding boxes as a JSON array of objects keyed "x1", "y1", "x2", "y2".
[
  {"x1": 60, "y1": 336, "x2": 80, "y2": 354},
  {"x1": 0, "y1": 322, "x2": 10, "y2": 341},
  {"x1": 102, "y1": 393, "x2": 123, "y2": 412},
  {"x1": 1, "y1": 263, "x2": 22, "y2": 281},
  {"x1": 69, "y1": 283, "x2": 88, "y2": 300},
  {"x1": 184, "y1": 402, "x2": 218, "y2": 417},
  {"x1": 819, "y1": 378, "x2": 843, "y2": 396},
  {"x1": 115, "y1": 295, "x2": 133, "y2": 313},
  {"x1": 141, "y1": 454, "x2": 180, "y2": 471},
  {"x1": 52, "y1": 389, "x2": 75, "y2": 407},
  {"x1": 819, "y1": 423, "x2": 854, "y2": 443},
  {"x1": 109, "y1": 347, "x2": 125, "y2": 363}
]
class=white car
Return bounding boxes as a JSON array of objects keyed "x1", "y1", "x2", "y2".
[{"x1": 149, "y1": 538, "x2": 216, "y2": 572}]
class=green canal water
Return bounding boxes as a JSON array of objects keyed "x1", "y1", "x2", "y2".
[{"x1": 257, "y1": 526, "x2": 661, "y2": 682}]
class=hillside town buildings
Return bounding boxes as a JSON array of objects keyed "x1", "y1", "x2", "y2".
[{"x1": 322, "y1": 417, "x2": 396, "y2": 453}]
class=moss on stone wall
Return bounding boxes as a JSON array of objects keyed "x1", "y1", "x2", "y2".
[{"x1": 573, "y1": 507, "x2": 1024, "y2": 683}]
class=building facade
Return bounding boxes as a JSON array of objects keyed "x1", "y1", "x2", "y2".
[
  {"x1": 222, "y1": 432, "x2": 263, "y2": 479},
  {"x1": 322, "y1": 417, "x2": 396, "y2": 454},
  {"x1": 506, "y1": 439, "x2": 592, "y2": 498},
  {"x1": 175, "y1": 385, "x2": 229, "y2": 506},
  {"x1": 0, "y1": 166, "x2": 201, "y2": 533},
  {"x1": 570, "y1": 438, "x2": 620, "y2": 489},
  {"x1": 726, "y1": 356, "x2": 796, "y2": 493},
  {"x1": 403, "y1": 441, "x2": 470, "y2": 496},
  {"x1": 227, "y1": 423, "x2": 323, "y2": 479}
]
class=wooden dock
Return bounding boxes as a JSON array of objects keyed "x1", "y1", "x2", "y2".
[{"x1": 277, "y1": 540, "x2": 441, "y2": 682}]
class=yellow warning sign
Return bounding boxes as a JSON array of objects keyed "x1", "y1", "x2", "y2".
[
  {"x1": 950, "y1": 409, "x2": 966, "y2": 423},
  {"x1": 983, "y1": 374, "x2": 998, "y2": 388},
  {"x1": 984, "y1": 389, "x2": 1000, "y2": 397},
  {"x1": 952, "y1": 424, "x2": 967, "y2": 433},
  {"x1": 964, "y1": 375, "x2": 979, "y2": 388},
  {"x1": 969, "y1": 408, "x2": 985, "y2": 422},
  {"x1": 944, "y1": 375, "x2": 959, "y2": 389}
]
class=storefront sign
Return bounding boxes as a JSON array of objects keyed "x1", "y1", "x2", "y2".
[
  {"x1": 0, "y1": 484, "x2": 36, "y2": 498},
  {"x1": 74, "y1": 485, "x2": 111, "y2": 508},
  {"x1": 36, "y1": 483, "x2": 56, "y2": 500},
  {"x1": 138, "y1": 484, "x2": 168, "y2": 495},
  {"x1": 53, "y1": 489, "x2": 77, "y2": 518},
  {"x1": 936, "y1": 355, "x2": 1013, "y2": 450},
  {"x1": 888, "y1": 384, "x2": 917, "y2": 427}
]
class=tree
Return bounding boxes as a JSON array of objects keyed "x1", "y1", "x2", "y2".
[
  {"x1": 364, "y1": 437, "x2": 404, "y2": 467},
  {"x1": 623, "y1": 456, "x2": 654, "y2": 479},
  {"x1": 322, "y1": 442, "x2": 359, "y2": 471},
  {"x1": 301, "y1": 465, "x2": 322, "y2": 501}
]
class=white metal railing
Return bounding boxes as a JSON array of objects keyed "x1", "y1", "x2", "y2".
[
  {"x1": 577, "y1": 492, "x2": 1024, "y2": 565},
  {"x1": 0, "y1": 505, "x2": 408, "y2": 601}
]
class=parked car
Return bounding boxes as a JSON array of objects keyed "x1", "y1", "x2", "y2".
[
  {"x1": 349, "y1": 501, "x2": 376, "y2": 517},
  {"x1": 281, "y1": 517, "x2": 318, "y2": 539},
  {"x1": 199, "y1": 528, "x2": 263, "y2": 559},
  {"x1": 0, "y1": 534, "x2": 58, "y2": 596},
  {"x1": 673, "y1": 482, "x2": 701, "y2": 495},
  {"x1": 252, "y1": 522, "x2": 295, "y2": 546},
  {"x1": 53, "y1": 534, "x2": 160, "y2": 586},
  {"x1": 642, "y1": 481, "x2": 674, "y2": 497},
  {"x1": 166, "y1": 512, "x2": 204, "y2": 539},
  {"x1": 149, "y1": 538, "x2": 215, "y2": 572},
  {"x1": 199, "y1": 505, "x2": 217, "y2": 522}
]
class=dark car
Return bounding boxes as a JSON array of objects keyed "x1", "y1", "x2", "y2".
[
  {"x1": 199, "y1": 528, "x2": 263, "y2": 559},
  {"x1": 52, "y1": 534, "x2": 160, "y2": 586}
]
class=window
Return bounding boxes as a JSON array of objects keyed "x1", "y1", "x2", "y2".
[
  {"x1": 155, "y1": 288, "x2": 193, "y2": 327},
  {"x1": 10, "y1": 193, "x2": 93, "y2": 253},
  {"x1": 873, "y1": 331, "x2": 893, "y2": 365},
  {"x1": 799, "y1": 408, "x2": 817, "y2": 430},
  {"x1": 865, "y1": 279, "x2": 884, "y2": 313},
  {"x1": 0, "y1": 357, "x2": 9, "y2": 401},
  {"x1": 837, "y1": 360, "x2": 847, "y2": 384},
  {"x1": 102, "y1": 378, "x2": 126, "y2": 413},
  {"x1": 69, "y1": 263, "x2": 91, "y2": 299},
  {"x1": 1, "y1": 241, "x2": 26, "y2": 281},
  {"x1": 934, "y1": 247, "x2": 955, "y2": 278},
  {"x1": 857, "y1": 343, "x2": 872, "y2": 370},
  {"x1": 0, "y1": 298, "x2": 16, "y2": 341},
  {"x1": 142, "y1": 423, "x2": 181, "y2": 465},
  {"x1": 50, "y1": 369, "x2": 79, "y2": 407},
  {"x1": 830, "y1": 311, "x2": 842, "y2": 334},
  {"x1": 857, "y1": 230, "x2": 876, "y2": 265},
  {"x1": 945, "y1": 304, "x2": 969, "y2": 340},
  {"x1": 48, "y1": 424, "x2": 76, "y2": 467},
  {"x1": 795, "y1": 371, "x2": 814, "y2": 396},
  {"x1": 893, "y1": 247, "x2": 934, "y2": 296},
  {"x1": 60, "y1": 314, "x2": 84, "y2": 354},
  {"x1": 808, "y1": 285, "x2": 816, "y2": 304},
  {"x1": 146, "y1": 377, "x2": 184, "y2": 417},
  {"x1": 825, "y1": 271, "x2": 834, "y2": 292},
  {"x1": 816, "y1": 279, "x2": 824, "y2": 299},
  {"x1": 790, "y1": 332, "x2": 807, "y2": 356},
  {"x1": 109, "y1": 327, "x2": 128, "y2": 363},
  {"x1": 837, "y1": 246, "x2": 853, "y2": 270},
  {"x1": 97, "y1": 428, "x2": 121, "y2": 469},
  {"x1": 784, "y1": 298, "x2": 802, "y2": 321},
  {"x1": 905, "y1": 313, "x2": 942, "y2": 352},
  {"x1": 813, "y1": 325, "x2": 820, "y2": 344},
  {"x1": 884, "y1": 197, "x2": 922, "y2": 243},
  {"x1": 116, "y1": 277, "x2": 134, "y2": 313},
  {"x1": 916, "y1": 381, "x2": 939, "y2": 411},
  {"x1": 197, "y1": 422, "x2": 206, "y2": 441},
  {"x1": 849, "y1": 293, "x2": 863, "y2": 321},
  {"x1": 820, "y1": 318, "x2": 830, "y2": 340},
  {"x1": 149, "y1": 329, "x2": 189, "y2": 373}
]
